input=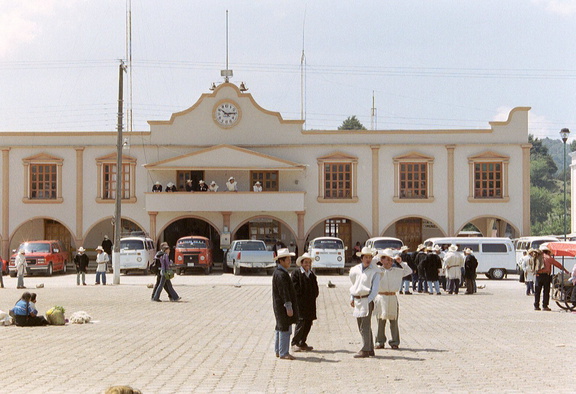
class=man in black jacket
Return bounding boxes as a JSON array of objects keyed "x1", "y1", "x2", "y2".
[
  {"x1": 291, "y1": 252, "x2": 319, "y2": 352},
  {"x1": 272, "y1": 248, "x2": 298, "y2": 360},
  {"x1": 74, "y1": 246, "x2": 89, "y2": 286},
  {"x1": 424, "y1": 246, "x2": 443, "y2": 295}
]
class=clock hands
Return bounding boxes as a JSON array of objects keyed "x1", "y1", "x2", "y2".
[{"x1": 218, "y1": 108, "x2": 237, "y2": 117}]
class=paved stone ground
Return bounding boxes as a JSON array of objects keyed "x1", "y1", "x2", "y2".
[{"x1": 0, "y1": 270, "x2": 574, "y2": 393}]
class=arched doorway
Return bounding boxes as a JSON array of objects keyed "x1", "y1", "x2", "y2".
[
  {"x1": 159, "y1": 218, "x2": 222, "y2": 262},
  {"x1": 382, "y1": 217, "x2": 446, "y2": 251},
  {"x1": 305, "y1": 217, "x2": 370, "y2": 263},
  {"x1": 234, "y1": 216, "x2": 297, "y2": 254},
  {"x1": 459, "y1": 216, "x2": 519, "y2": 238},
  {"x1": 10, "y1": 218, "x2": 75, "y2": 255},
  {"x1": 84, "y1": 217, "x2": 144, "y2": 251}
]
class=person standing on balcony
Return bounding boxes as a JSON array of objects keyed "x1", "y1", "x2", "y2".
[
  {"x1": 198, "y1": 180, "x2": 208, "y2": 192},
  {"x1": 185, "y1": 179, "x2": 194, "y2": 192},
  {"x1": 208, "y1": 181, "x2": 219, "y2": 192},
  {"x1": 226, "y1": 177, "x2": 238, "y2": 192},
  {"x1": 151, "y1": 181, "x2": 162, "y2": 192},
  {"x1": 165, "y1": 182, "x2": 177, "y2": 192},
  {"x1": 253, "y1": 181, "x2": 262, "y2": 192}
]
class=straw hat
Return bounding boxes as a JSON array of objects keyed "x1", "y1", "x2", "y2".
[
  {"x1": 210, "y1": 181, "x2": 216, "y2": 185},
  {"x1": 95, "y1": 246, "x2": 104, "y2": 252},
  {"x1": 539, "y1": 244, "x2": 551, "y2": 252},
  {"x1": 448, "y1": 244, "x2": 458, "y2": 252},
  {"x1": 78, "y1": 247, "x2": 86, "y2": 252},
  {"x1": 275, "y1": 248, "x2": 295, "y2": 261},
  {"x1": 296, "y1": 252, "x2": 313, "y2": 267},
  {"x1": 464, "y1": 248, "x2": 473, "y2": 254},
  {"x1": 377, "y1": 248, "x2": 395, "y2": 259},
  {"x1": 400, "y1": 245, "x2": 409, "y2": 252},
  {"x1": 199, "y1": 180, "x2": 205, "y2": 184},
  {"x1": 255, "y1": 181, "x2": 261, "y2": 185},
  {"x1": 356, "y1": 246, "x2": 375, "y2": 257},
  {"x1": 433, "y1": 245, "x2": 442, "y2": 252}
]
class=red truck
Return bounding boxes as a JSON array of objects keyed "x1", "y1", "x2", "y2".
[
  {"x1": 9, "y1": 240, "x2": 69, "y2": 277},
  {"x1": 174, "y1": 236, "x2": 214, "y2": 275}
]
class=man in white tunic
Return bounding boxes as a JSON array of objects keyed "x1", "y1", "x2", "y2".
[
  {"x1": 349, "y1": 247, "x2": 380, "y2": 358},
  {"x1": 443, "y1": 244, "x2": 464, "y2": 294},
  {"x1": 374, "y1": 249, "x2": 412, "y2": 349}
]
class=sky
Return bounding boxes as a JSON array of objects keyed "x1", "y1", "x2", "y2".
[{"x1": 1, "y1": 0, "x2": 576, "y2": 141}]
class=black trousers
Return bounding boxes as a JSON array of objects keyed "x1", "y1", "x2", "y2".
[
  {"x1": 292, "y1": 319, "x2": 313, "y2": 346},
  {"x1": 534, "y1": 273, "x2": 551, "y2": 308},
  {"x1": 151, "y1": 273, "x2": 173, "y2": 300},
  {"x1": 14, "y1": 315, "x2": 49, "y2": 326}
]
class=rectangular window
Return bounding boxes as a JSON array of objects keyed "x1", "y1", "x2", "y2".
[
  {"x1": 474, "y1": 162, "x2": 502, "y2": 198},
  {"x1": 324, "y1": 163, "x2": 351, "y2": 199},
  {"x1": 250, "y1": 171, "x2": 279, "y2": 191},
  {"x1": 399, "y1": 162, "x2": 427, "y2": 199},
  {"x1": 103, "y1": 163, "x2": 130, "y2": 199},
  {"x1": 482, "y1": 243, "x2": 508, "y2": 253},
  {"x1": 30, "y1": 164, "x2": 57, "y2": 199}
]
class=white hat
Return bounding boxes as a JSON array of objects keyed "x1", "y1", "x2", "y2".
[
  {"x1": 539, "y1": 244, "x2": 551, "y2": 252},
  {"x1": 255, "y1": 181, "x2": 261, "y2": 185},
  {"x1": 448, "y1": 244, "x2": 458, "y2": 252},
  {"x1": 186, "y1": 179, "x2": 192, "y2": 183},
  {"x1": 464, "y1": 248, "x2": 473, "y2": 254},
  {"x1": 154, "y1": 181, "x2": 160, "y2": 185},
  {"x1": 96, "y1": 246, "x2": 104, "y2": 252},
  {"x1": 210, "y1": 181, "x2": 216, "y2": 185},
  {"x1": 78, "y1": 247, "x2": 85, "y2": 252},
  {"x1": 377, "y1": 248, "x2": 395, "y2": 259},
  {"x1": 199, "y1": 180, "x2": 205, "y2": 184},
  {"x1": 356, "y1": 246, "x2": 375, "y2": 257},
  {"x1": 417, "y1": 244, "x2": 425, "y2": 252},
  {"x1": 18, "y1": 249, "x2": 25, "y2": 254},
  {"x1": 296, "y1": 252, "x2": 313, "y2": 267},
  {"x1": 167, "y1": 182, "x2": 174, "y2": 187},
  {"x1": 275, "y1": 248, "x2": 295, "y2": 261},
  {"x1": 400, "y1": 245, "x2": 409, "y2": 252},
  {"x1": 228, "y1": 177, "x2": 235, "y2": 181},
  {"x1": 433, "y1": 245, "x2": 442, "y2": 252}
]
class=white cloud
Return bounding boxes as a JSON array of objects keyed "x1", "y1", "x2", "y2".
[
  {"x1": 533, "y1": 0, "x2": 576, "y2": 16},
  {"x1": 0, "y1": 0, "x2": 83, "y2": 58}
]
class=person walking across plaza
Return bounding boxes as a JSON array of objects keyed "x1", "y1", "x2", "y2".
[
  {"x1": 272, "y1": 248, "x2": 298, "y2": 360},
  {"x1": 95, "y1": 246, "x2": 109, "y2": 285},
  {"x1": 533, "y1": 244, "x2": 569, "y2": 311},
  {"x1": 521, "y1": 249, "x2": 535, "y2": 295},
  {"x1": 443, "y1": 244, "x2": 464, "y2": 294},
  {"x1": 374, "y1": 250, "x2": 412, "y2": 350},
  {"x1": 15, "y1": 249, "x2": 27, "y2": 289},
  {"x1": 152, "y1": 245, "x2": 181, "y2": 302},
  {"x1": 290, "y1": 252, "x2": 319, "y2": 352},
  {"x1": 349, "y1": 246, "x2": 380, "y2": 358},
  {"x1": 463, "y1": 248, "x2": 478, "y2": 294},
  {"x1": 74, "y1": 246, "x2": 89, "y2": 286}
]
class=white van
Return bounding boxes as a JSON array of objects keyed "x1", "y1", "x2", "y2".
[
  {"x1": 514, "y1": 236, "x2": 559, "y2": 264},
  {"x1": 307, "y1": 237, "x2": 347, "y2": 275},
  {"x1": 120, "y1": 235, "x2": 156, "y2": 274},
  {"x1": 423, "y1": 237, "x2": 515, "y2": 280},
  {"x1": 364, "y1": 237, "x2": 404, "y2": 252}
]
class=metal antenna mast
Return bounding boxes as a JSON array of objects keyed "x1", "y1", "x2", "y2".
[
  {"x1": 221, "y1": 10, "x2": 233, "y2": 82},
  {"x1": 370, "y1": 91, "x2": 377, "y2": 130}
]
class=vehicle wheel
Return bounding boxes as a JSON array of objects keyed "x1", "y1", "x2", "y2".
[
  {"x1": 233, "y1": 262, "x2": 240, "y2": 276},
  {"x1": 204, "y1": 266, "x2": 210, "y2": 275},
  {"x1": 338, "y1": 268, "x2": 345, "y2": 275},
  {"x1": 9, "y1": 272, "x2": 16, "y2": 278},
  {"x1": 489, "y1": 268, "x2": 505, "y2": 280},
  {"x1": 47, "y1": 263, "x2": 53, "y2": 277},
  {"x1": 62, "y1": 261, "x2": 67, "y2": 274},
  {"x1": 484, "y1": 272, "x2": 492, "y2": 279}
]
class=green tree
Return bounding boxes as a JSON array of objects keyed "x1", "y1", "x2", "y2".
[{"x1": 338, "y1": 115, "x2": 366, "y2": 130}]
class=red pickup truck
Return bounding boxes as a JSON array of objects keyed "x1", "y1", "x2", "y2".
[{"x1": 9, "y1": 240, "x2": 69, "y2": 277}]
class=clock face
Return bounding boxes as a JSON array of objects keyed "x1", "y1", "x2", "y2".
[{"x1": 214, "y1": 101, "x2": 240, "y2": 128}]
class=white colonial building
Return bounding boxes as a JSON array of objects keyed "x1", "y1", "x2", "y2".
[{"x1": 0, "y1": 82, "x2": 531, "y2": 262}]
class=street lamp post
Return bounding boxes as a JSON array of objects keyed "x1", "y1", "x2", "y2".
[{"x1": 560, "y1": 128, "x2": 570, "y2": 242}]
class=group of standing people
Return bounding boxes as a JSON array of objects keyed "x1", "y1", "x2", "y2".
[
  {"x1": 152, "y1": 178, "x2": 264, "y2": 193},
  {"x1": 401, "y1": 244, "x2": 478, "y2": 296}
]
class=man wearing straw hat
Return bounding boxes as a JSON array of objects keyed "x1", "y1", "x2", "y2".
[
  {"x1": 73, "y1": 246, "x2": 89, "y2": 286},
  {"x1": 374, "y1": 249, "x2": 412, "y2": 350},
  {"x1": 291, "y1": 252, "x2": 319, "y2": 352},
  {"x1": 534, "y1": 244, "x2": 569, "y2": 311},
  {"x1": 349, "y1": 246, "x2": 381, "y2": 358},
  {"x1": 95, "y1": 246, "x2": 109, "y2": 285},
  {"x1": 443, "y1": 244, "x2": 464, "y2": 294},
  {"x1": 272, "y1": 248, "x2": 298, "y2": 360}
]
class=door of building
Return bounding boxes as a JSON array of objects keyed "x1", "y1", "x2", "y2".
[
  {"x1": 44, "y1": 219, "x2": 71, "y2": 253},
  {"x1": 177, "y1": 170, "x2": 204, "y2": 191},
  {"x1": 395, "y1": 218, "x2": 422, "y2": 251},
  {"x1": 325, "y1": 218, "x2": 352, "y2": 261}
]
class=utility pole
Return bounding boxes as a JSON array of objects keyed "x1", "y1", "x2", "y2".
[{"x1": 113, "y1": 60, "x2": 127, "y2": 285}]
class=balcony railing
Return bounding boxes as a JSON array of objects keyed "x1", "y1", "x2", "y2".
[{"x1": 145, "y1": 191, "x2": 305, "y2": 212}]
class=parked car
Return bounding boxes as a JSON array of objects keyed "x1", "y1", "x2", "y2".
[
  {"x1": 120, "y1": 235, "x2": 156, "y2": 274},
  {"x1": 308, "y1": 236, "x2": 347, "y2": 275},
  {"x1": 9, "y1": 240, "x2": 69, "y2": 277},
  {"x1": 174, "y1": 236, "x2": 214, "y2": 275},
  {"x1": 364, "y1": 237, "x2": 404, "y2": 252},
  {"x1": 1, "y1": 258, "x2": 7, "y2": 275},
  {"x1": 225, "y1": 240, "x2": 276, "y2": 275},
  {"x1": 423, "y1": 237, "x2": 516, "y2": 280}
]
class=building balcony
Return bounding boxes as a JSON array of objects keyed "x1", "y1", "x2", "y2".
[{"x1": 145, "y1": 191, "x2": 306, "y2": 212}]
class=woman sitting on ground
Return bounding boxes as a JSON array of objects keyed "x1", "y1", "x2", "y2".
[{"x1": 12, "y1": 291, "x2": 49, "y2": 326}]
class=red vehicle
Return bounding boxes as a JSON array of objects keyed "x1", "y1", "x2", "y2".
[
  {"x1": 9, "y1": 240, "x2": 69, "y2": 277},
  {"x1": 174, "y1": 236, "x2": 213, "y2": 275},
  {"x1": 1, "y1": 259, "x2": 7, "y2": 276}
]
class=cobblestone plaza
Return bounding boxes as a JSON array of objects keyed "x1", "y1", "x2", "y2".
[{"x1": 0, "y1": 272, "x2": 573, "y2": 393}]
